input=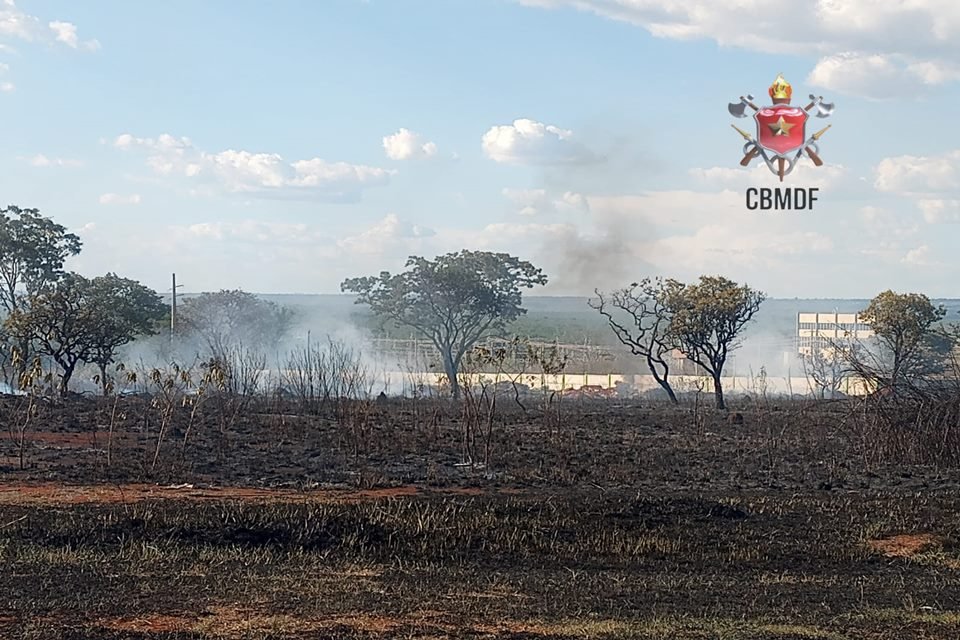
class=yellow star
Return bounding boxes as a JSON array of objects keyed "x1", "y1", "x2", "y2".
[{"x1": 769, "y1": 116, "x2": 795, "y2": 136}]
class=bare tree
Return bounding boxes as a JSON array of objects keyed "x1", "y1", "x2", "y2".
[{"x1": 590, "y1": 278, "x2": 678, "y2": 403}]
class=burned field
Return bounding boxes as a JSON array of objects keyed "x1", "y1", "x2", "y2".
[{"x1": 2, "y1": 396, "x2": 960, "y2": 638}]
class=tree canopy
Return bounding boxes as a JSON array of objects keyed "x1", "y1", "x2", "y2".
[
  {"x1": 85, "y1": 273, "x2": 169, "y2": 391},
  {"x1": 0, "y1": 205, "x2": 82, "y2": 314},
  {"x1": 859, "y1": 290, "x2": 947, "y2": 388},
  {"x1": 6, "y1": 273, "x2": 166, "y2": 394},
  {"x1": 342, "y1": 250, "x2": 547, "y2": 398},
  {"x1": 178, "y1": 289, "x2": 294, "y2": 359},
  {"x1": 663, "y1": 275, "x2": 765, "y2": 409}
]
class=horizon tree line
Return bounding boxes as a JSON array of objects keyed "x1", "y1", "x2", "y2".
[{"x1": 3, "y1": 204, "x2": 948, "y2": 406}]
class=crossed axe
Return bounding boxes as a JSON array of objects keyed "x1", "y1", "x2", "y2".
[{"x1": 728, "y1": 93, "x2": 834, "y2": 169}]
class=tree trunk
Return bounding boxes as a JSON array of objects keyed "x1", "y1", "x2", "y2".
[
  {"x1": 99, "y1": 363, "x2": 109, "y2": 396},
  {"x1": 662, "y1": 380, "x2": 679, "y2": 404},
  {"x1": 59, "y1": 363, "x2": 75, "y2": 397},
  {"x1": 442, "y1": 348, "x2": 461, "y2": 399},
  {"x1": 648, "y1": 357, "x2": 678, "y2": 404},
  {"x1": 712, "y1": 372, "x2": 725, "y2": 410}
]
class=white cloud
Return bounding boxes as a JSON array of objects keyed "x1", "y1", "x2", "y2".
[
  {"x1": 482, "y1": 118, "x2": 596, "y2": 165},
  {"x1": 338, "y1": 213, "x2": 436, "y2": 255},
  {"x1": 113, "y1": 132, "x2": 394, "y2": 201},
  {"x1": 0, "y1": 3, "x2": 98, "y2": 91},
  {"x1": 182, "y1": 220, "x2": 331, "y2": 246},
  {"x1": 859, "y1": 205, "x2": 919, "y2": 238},
  {"x1": 519, "y1": 0, "x2": 960, "y2": 98},
  {"x1": 0, "y1": 2, "x2": 98, "y2": 48},
  {"x1": 25, "y1": 153, "x2": 82, "y2": 167},
  {"x1": 382, "y1": 128, "x2": 438, "y2": 160},
  {"x1": 918, "y1": 199, "x2": 960, "y2": 224},
  {"x1": 690, "y1": 161, "x2": 848, "y2": 190},
  {"x1": 48, "y1": 20, "x2": 99, "y2": 51},
  {"x1": 806, "y1": 53, "x2": 960, "y2": 98},
  {"x1": 874, "y1": 150, "x2": 960, "y2": 193},
  {"x1": 502, "y1": 188, "x2": 588, "y2": 216},
  {"x1": 0, "y1": 0, "x2": 39, "y2": 41},
  {"x1": 902, "y1": 245, "x2": 934, "y2": 266},
  {"x1": 99, "y1": 193, "x2": 141, "y2": 206}
]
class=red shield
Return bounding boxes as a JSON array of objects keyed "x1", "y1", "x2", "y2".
[{"x1": 754, "y1": 105, "x2": 807, "y2": 156}]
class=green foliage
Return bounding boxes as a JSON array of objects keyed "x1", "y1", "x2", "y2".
[
  {"x1": 342, "y1": 250, "x2": 547, "y2": 397},
  {"x1": 0, "y1": 205, "x2": 81, "y2": 313},
  {"x1": 86, "y1": 273, "x2": 169, "y2": 378},
  {"x1": 663, "y1": 275, "x2": 766, "y2": 409},
  {"x1": 5, "y1": 272, "x2": 166, "y2": 394},
  {"x1": 859, "y1": 290, "x2": 948, "y2": 386},
  {"x1": 178, "y1": 289, "x2": 294, "y2": 358}
]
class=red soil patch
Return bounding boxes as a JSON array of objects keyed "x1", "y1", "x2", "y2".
[
  {"x1": 27, "y1": 432, "x2": 98, "y2": 447},
  {"x1": 868, "y1": 533, "x2": 941, "y2": 558},
  {"x1": 0, "y1": 481, "x2": 523, "y2": 506}
]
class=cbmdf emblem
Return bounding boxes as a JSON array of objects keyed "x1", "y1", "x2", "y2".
[{"x1": 728, "y1": 74, "x2": 834, "y2": 181}]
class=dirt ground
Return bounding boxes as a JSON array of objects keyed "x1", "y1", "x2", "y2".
[{"x1": 1, "y1": 395, "x2": 959, "y2": 639}]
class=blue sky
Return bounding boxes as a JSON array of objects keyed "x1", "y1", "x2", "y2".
[{"x1": 2, "y1": 0, "x2": 960, "y2": 298}]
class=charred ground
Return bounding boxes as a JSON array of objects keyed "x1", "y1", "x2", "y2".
[{"x1": 1, "y1": 395, "x2": 959, "y2": 639}]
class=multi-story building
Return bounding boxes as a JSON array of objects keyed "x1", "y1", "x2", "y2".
[{"x1": 797, "y1": 312, "x2": 874, "y2": 357}]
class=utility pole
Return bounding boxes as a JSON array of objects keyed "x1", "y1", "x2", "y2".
[{"x1": 170, "y1": 273, "x2": 184, "y2": 343}]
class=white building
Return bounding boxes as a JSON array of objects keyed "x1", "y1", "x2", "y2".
[{"x1": 797, "y1": 312, "x2": 874, "y2": 357}]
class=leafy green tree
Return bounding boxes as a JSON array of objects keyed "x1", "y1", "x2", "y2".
[
  {"x1": 6, "y1": 273, "x2": 166, "y2": 395},
  {"x1": 663, "y1": 275, "x2": 765, "y2": 410},
  {"x1": 178, "y1": 290, "x2": 294, "y2": 359},
  {"x1": 0, "y1": 206, "x2": 82, "y2": 381},
  {"x1": 0, "y1": 206, "x2": 82, "y2": 312},
  {"x1": 859, "y1": 290, "x2": 947, "y2": 388},
  {"x1": 6, "y1": 273, "x2": 91, "y2": 395},
  {"x1": 86, "y1": 274, "x2": 168, "y2": 393},
  {"x1": 342, "y1": 250, "x2": 547, "y2": 399},
  {"x1": 590, "y1": 278, "x2": 678, "y2": 403}
]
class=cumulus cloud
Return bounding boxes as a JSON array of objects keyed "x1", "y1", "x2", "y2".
[
  {"x1": 502, "y1": 188, "x2": 588, "y2": 216},
  {"x1": 0, "y1": 2, "x2": 98, "y2": 48},
  {"x1": 0, "y1": 3, "x2": 98, "y2": 94},
  {"x1": 482, "y1": 118, "x2": 597, "y2": 165},
  {"x1": 807, "y1": 53, "x2": 960, "y2": 98},
  {"x1": 99, "y1": 193, "x2": 141, "y2": 206},
  {"x1": 902, "y1": 245, "x2": 934, "y2": 266},
  {"x1": 48, "y1": 20, "x2": 99, "y2": 50},
  {"x1": 918, "y1": 199, "x2": 960, "y2": 224},
  {"x1": 519, "y1": 0, "x2": 960, "y2": 98},
  {"x1": 874, "y1": 150, "x2": 960, "y2": 193},
  {"x1": 113, "y1": 133, "x2": 394, "y2": 201},
  {"x1": 382, "y1": 128, "x2": 438, "y2": 160}
]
